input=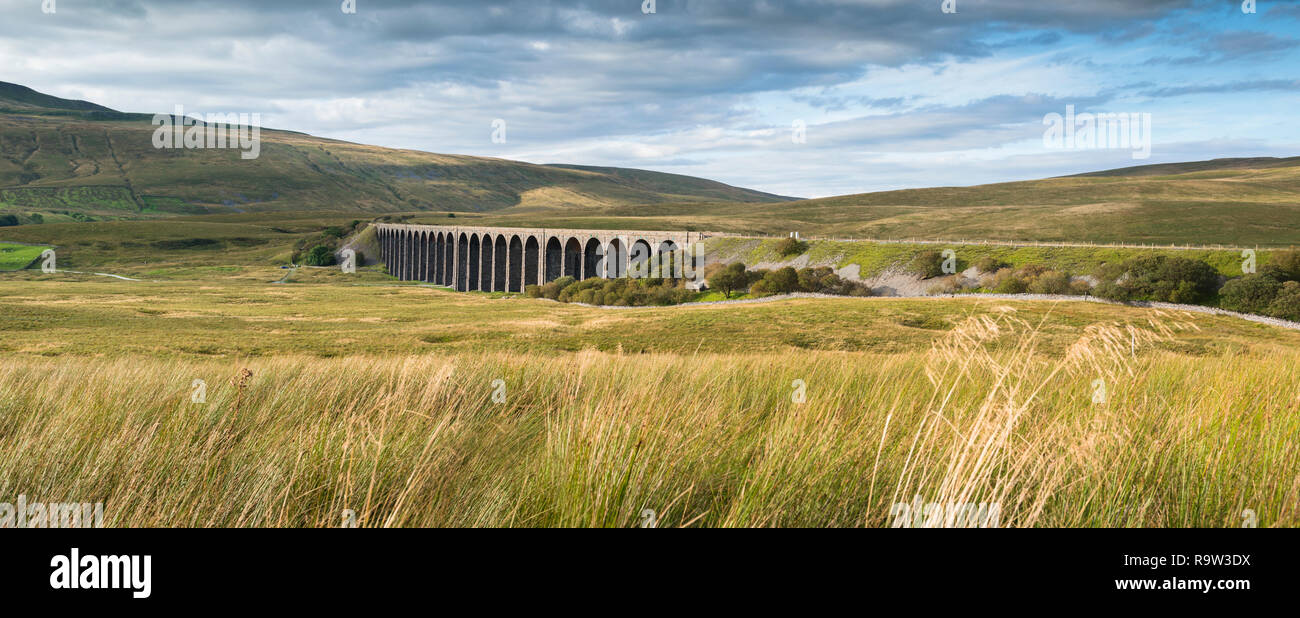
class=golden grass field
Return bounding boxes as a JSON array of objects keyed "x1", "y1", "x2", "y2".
[{"x1": 2, "y1": 275, "x2": 1298, "y2": 527}]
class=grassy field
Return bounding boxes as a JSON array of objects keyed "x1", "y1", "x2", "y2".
[
  {"x1": 416, "y1": 159, "x2": 1300, "y2": 246},
  {"x1": 0, "y1": 242, "x2": 49, "y2": 271},
  {"x1": 3, "y1": 82, "x2": 1298, "y2": 527},
  {"x1": 1, "y1": 278, "x2": 1297, "y2": 527},
  {"x1": 0, "y1": 212, "x2": 389, "y2": 277},
  {"x1": 3, "y1": 276, "x2": 1297, "y2": 357},
  {"x1": 1, "y1": 208, "x2": 1270, "y2": 289}
]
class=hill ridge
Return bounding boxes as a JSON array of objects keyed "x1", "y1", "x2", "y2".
[
  {"x1": 0, "y1": 83, "x2": 790, "y2": 218},
  {"x1": 0, "y1": 81, "x2": 117, "y2": 113}
]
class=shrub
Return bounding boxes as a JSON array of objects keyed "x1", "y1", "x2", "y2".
[
  {"x1": 1266, "y1": 281, "x2": 1300, "y2": 321},
  {"x1": 1164, "y1": 280, "x2": 1201, "y2": 305},
  {"x1": 304, "y1": 245, "x2": 336, "y2": 266},
  {"x1": 1093, "y1": 255, "x2": 1218, "y2": 303},
  {"x1": 843, "y1": 281, "x2": 873, "y2": 297},
  {"x1": 927, "y1": 276, "x2": 961, "y2": 295},
  {"x1": 792, "y1": 266, "x2": 872, "y2": 296},
  {"x1": 760, "y1": 267, "x2": 800, "y2": 294},
  {"x1": 1219, "y1": 274, "x2": 1282, "y2": 315},
  {"x1": 908, "y1": 250, "x2": 946, "y2": 279},
  {"x1": 796, "y1": 266, "x2": 831, "y2": 292},
  {"x1": 0, "y1": 214, "x2": 19, "y2": 227},
  {"x1": 1092, "y1": 280, "x2": 1127, "y2": 301},
  {"x1": 544, "y1": 276, "x2": 577, "y2": 300},
  {"x1": 1262, "y1": 248, "x2": 1300, "y2": 283},
  {"x1": 974, "y1": 256, "x2": 1008, "y2": 273},
  {"x1": 1027, "y1": 270, "x2": 1072, "y2": 295},
  {"x1": 775, "y1": 237, "x2": 808, "y2": 257},
  {"x1": 558, "y1": 278, "x2": 606, "y2": 303},
  {"x1": 993, "y1": 271, "x2": 1028, "y2": 294}
]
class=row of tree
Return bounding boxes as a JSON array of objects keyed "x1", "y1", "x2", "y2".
[
  {"x1": 914, "y1": 247, "x2": 1300, "y2": 319},
  {"x1": 525, "y1": 276, "x2": 696, "y2": 306},
  {"x1": 706, "y1": 263, "x2": 872, "y2": 298}
]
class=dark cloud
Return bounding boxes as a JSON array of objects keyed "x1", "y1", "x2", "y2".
[{"x1": 0, "y1": 0, "x2": 1294, "y2": 197}]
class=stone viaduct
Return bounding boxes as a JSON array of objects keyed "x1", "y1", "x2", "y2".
[{"x1": 373, "y1": 224, "x2": 709, "y2": 292}]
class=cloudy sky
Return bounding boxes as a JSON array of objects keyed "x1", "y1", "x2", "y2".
[{"x1": 2, "y1": 0, "x2": 1298, "y2": 198}]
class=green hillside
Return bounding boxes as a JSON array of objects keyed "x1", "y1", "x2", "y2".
[
  {"x1": 0, "y1": 81, "x2": 116, "y2": 113},
  {"x1": 447, "y1": 157, "x2": 1300, "y2": 247},
  {"x1": 3, "y1": 82, "x2": 1299, "y2": 247},
  {"x1": 0, "y1": 83, "x2": 789, "y2": 220},
  {"x1": 759, "y1": 160, "x2": 1300, "y2": 245},
  {"x1": 1069, "y1": 156, "x2": 1300, "y2": 178}
]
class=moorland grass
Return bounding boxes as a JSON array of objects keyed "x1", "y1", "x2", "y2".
[
  {"x1": 2, "y1": 273, "x2": 1298, "y2": 527},
  {"x1": 1, "y1": 313, "x2": 1295, "y2": 527},
  {"x1": 2, "y1": 277, "x2": 1296, "y2": 357}
]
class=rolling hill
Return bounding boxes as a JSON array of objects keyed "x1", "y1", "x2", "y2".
[
  {"x1": 0, "y1": 82, "x2": 791, "y2": 221},
  {"x1": 3, "y1": 82, "x2": 1299, "y2": 247},
  {"x1": 0, "y1": 81, "x2": 117, "y2": 114},
  {"x1": 441, "y1": 156, "x2": 1300, "y2": 246},
  {"x1": 754, "y1": 157, "x2": 1300, "y2": 245}
]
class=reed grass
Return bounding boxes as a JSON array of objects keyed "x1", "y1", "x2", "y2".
[{"x1": 2, "y1": 311, "x2": 1295, "y2": 527}]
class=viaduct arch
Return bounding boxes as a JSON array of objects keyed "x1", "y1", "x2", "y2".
[{"x1": 374, "y1": 224, "x2": 708, "y2": 291}]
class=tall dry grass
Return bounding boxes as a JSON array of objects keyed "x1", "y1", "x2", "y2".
[{"x1": 1, "y1": 313, "x2": 1296, "y2": 527}]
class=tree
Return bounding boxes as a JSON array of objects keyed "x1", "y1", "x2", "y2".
[
  {"x1": 1096, "y1": 255, "x2": 1219, "y2": 303},
  {"x1": 304, "y1": 245, "x2": 336, "y2": 266},
  {"x1": 1266, "y1": 281, "x2": 1300, "y2": 321},
  {"x1": 709, "y1": 262, "x2": 748, "y2": 298},
  {"x1": 761, "y1": 266, "x2": 800, "y2": 294}
]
